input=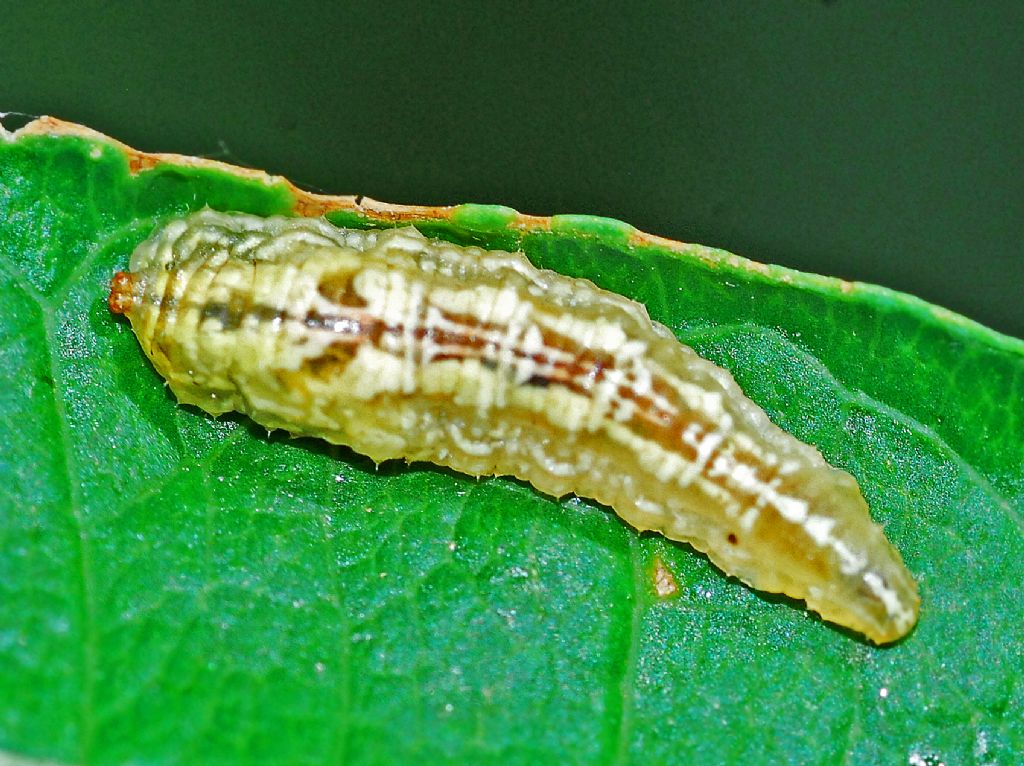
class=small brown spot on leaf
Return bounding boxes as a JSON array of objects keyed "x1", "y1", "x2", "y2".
[{"x1": 650, "y1": 555, "x2": 679, "y2": 599}]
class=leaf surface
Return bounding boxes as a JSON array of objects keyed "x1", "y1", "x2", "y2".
[{"x1": 1, "y1": 118, "x2": 1022, "y2": 766}]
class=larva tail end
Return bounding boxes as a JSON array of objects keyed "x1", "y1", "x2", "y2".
[{"x1": 109, "y1": 271, "x2": 136, "y2": 315}]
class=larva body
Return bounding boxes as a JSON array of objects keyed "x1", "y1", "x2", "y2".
[{"x1": 110, "y1": 209, "x2": 919, "y2": 643}]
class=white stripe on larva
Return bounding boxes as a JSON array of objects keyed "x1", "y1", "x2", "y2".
[
  {"x1": 804, "y1": 515, "x2": 837, "y2": 546},
  {"x1": 863, "y1": 572, "x2": 917, "y2": 632},
  {"x1": 109, "y1": 209, "x2": 921, "y2": 644}
]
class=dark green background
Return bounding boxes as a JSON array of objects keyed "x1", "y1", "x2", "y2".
[{"x1": 2, "y1": 2, "x2": 1021, "y2": 337}]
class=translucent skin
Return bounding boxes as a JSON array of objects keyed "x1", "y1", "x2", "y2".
[{"x1": 110, "y1": 209, "x2": 920, "y2": 643}]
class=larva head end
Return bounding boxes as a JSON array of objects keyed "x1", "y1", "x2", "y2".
[{"x1": 109, "y1": 271, "x2": 136, "y2": 315}]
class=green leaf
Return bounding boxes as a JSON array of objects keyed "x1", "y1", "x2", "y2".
[{"x1": 1, "y1": 118, "x2": 1022, "y2": 766}]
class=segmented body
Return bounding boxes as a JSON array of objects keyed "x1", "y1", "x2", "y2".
[{"x1": 109, "y1": 209, "x2": 920, "y2": 643}]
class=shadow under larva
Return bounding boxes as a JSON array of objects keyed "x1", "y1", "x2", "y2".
[{"x1": 109, "y1": 209, "x2": 920, "y2": 644}]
